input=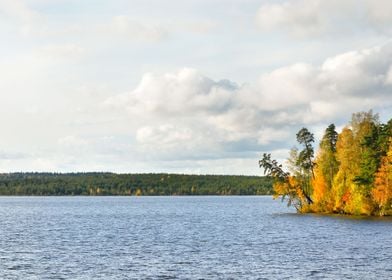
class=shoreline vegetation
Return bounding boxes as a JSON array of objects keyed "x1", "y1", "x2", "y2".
[
  {"x1": 0, "y1": 173, "x2": 272, "y2": 196},
  {"x1": 260, "y1": 110, "x2": 392, "y2": 216}
]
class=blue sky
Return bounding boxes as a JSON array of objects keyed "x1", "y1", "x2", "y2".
[{"x1": 1, "y1": 0, "x2": 392, "y2": 174}]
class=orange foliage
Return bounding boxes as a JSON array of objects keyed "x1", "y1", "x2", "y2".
[
  {"x1": 371, "y1": 143, "x2": 392, "y2": 215},
  {"x1": 342, "y1": 191, "x2": 351, "y2": 203},
  {"x1": 268, "y1": 112, "x2": 391, "y2": 216},
  {"x1": 372, "y1": 184, "x2": 388, "y2": 207}
]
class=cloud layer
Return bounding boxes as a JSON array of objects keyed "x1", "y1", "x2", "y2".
[
  {"x1": 101, "y1": 43, "x2": 392, "y2": 173},
  {"x1": 1, "y1": 0, "x2": 392, "y2": 174},
  {"x1": 256, "y1": 0, "x2": 392, "y2": 37}
]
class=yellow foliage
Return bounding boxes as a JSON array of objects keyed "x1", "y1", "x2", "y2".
[
  {"x1": 371, "y1": 142, "x2": 392, "y2": 215},
  {"x1": 273, "y1": 176, "x2": 310, "y2": 210},
  {"x1": 312, "y1": 169, "x2": 327, "y2": 204},
  {"x1": 372, "y1": 184, "x2": 389, "y2": 208},
  {"x1": 310, "y1": 164, "x2": 331, "y2": 212},
  {"x1": 269, "y1": 113, "x2": 391, "y2": 216},
  {"x1": 331, "y1": 127, "x2": 360, "y2": 213},
  {"x1": 343, "y1": 185, "x2": 362, "y2": 215}
]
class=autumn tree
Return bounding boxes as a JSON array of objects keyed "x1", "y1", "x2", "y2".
[
  {"x1": 259, "y1": 127, "x2": 316, "y2": 210},
  {"x1": 261, "y1": 112, "x2": 391, "y2": 215},
  {"x1": 259, "y1": 153, "x2": 311, "y2": 210},
  {"x1": 372, "y1": 140, "x2": 392, "y2": 215},
  {"x1": 311, "y1": 124, "x2": 339, "y2": 212}
]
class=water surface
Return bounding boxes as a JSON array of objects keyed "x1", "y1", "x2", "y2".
[{"x1": 0, "y1": 196, "x2": 391, "y2": 279}]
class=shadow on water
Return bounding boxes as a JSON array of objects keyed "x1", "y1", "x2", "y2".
[{"x1": 273, "y1": 211, "x2": 392, "y2": 223}]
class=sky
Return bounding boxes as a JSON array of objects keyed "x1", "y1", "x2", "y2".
[{"x1": 0, "y1": 0, "x2": 392, "y2": 175}]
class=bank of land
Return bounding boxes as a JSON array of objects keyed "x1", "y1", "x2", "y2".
[{"x1": 0, "y1": 173, "x2": 272, "y2": 196}]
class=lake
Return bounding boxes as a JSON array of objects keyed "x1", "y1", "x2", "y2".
[{"x1": 0, "y1": 196, "x2": 391, "y2": 279}]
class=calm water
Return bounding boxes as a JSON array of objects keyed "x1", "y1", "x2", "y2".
[{"x1": 0, "y1": 196, "x2": 391, "y2": 279}]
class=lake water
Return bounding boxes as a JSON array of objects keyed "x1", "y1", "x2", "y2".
[{"x1": 0, "y1": 196, "x2": 391, "y2": 279}]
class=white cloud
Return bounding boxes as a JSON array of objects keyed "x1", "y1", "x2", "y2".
[
  {"x1": 257, "y1": 128, "x2": 290, "y2": 145},
  {"x1": 38, "y1": 44, "x2": 86, "y2": 60},
  {"x1": 366, "y1": 0, "x2": 392, "y2": 27},
  {"x1": 136, "y1": 125, "x2": 192, "y2": 145},
  {"x1": 0, "y1": 0, "x2": 49, "y2": 37},
  {"x1": 58, "y1": 135, "x2": 89, "y2": 148},
  {"x1": 256, "y1": 63, "x2": 317, "y2": 110},
  {"x1": 105, "y1": 68, "x2": 236, "y2": 116},
  {"x1": 180, "y1": 20, "x2": 219, "y2": 34},
  {"x1": 0, "y1": 1, "x2": 169, "y2": 43},
  {"x1": 256, "y1": 0, "x2": 392, "y2": 37},
  {"x1": 256, "y1": 0, "x2": 330, "y2": 37},
  {"x1": 0, "y1": 0, "x2": 40, "y2": 23},
  {"x1": 385, "y1": 66, "x2": 392, "y2": 85},
  {"x1": 98, "y1": 15, "x2": 168, "y2": 42},
  {"x1": 1, "y1": 0, "x2": 392, "y2": 175},
  {"x1": 104, "y1": 42, "x2": 392, "y2": 168}
]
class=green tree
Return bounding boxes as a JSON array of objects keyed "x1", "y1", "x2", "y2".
[
  {"x1": 351, "y1": 111, "x2": 380, "y2": 195},
  {"x1": 295, "y1": 127, "x2": 315, "y2": 202},
  {"x1": 296, "y1": 128, "x2": 316, "y2": 178},
  {"x1": 319, "y1": 124, "x2": 339, "y2": 189}
]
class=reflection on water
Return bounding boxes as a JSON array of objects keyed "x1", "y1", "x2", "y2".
[{"x1": 0, "y1": 196, "x2": 391, "y2": 279}]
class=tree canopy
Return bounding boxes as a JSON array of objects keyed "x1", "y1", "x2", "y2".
[
  {"x1": 0, "y1": 173, "x2": 273, "y2": 196},
  {"x1": 260, "y1": 111, "x2": 392, "y2": 216}
]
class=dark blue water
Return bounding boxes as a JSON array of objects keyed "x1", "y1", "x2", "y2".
[{"x1": 0, "y1": 196, "x2": 391, "y2": 279}]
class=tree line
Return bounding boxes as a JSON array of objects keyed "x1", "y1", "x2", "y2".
[
  {"x1": 0, "y1": 173, "x2": 273, "y2": 196},
  {"x1": 260, "y1": 110, "x2": 392, "y2": 216}
]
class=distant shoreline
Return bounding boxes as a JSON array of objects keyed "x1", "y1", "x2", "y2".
[
  {"x1": 0, "y1": 172, "x2": 273, "y2": 196},
  {"x1": 0, "y1": 195, "x2": 273, "y2": 197}
]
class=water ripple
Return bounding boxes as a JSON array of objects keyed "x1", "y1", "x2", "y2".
[{"x1": 0, "y1": 196, "x2": 391, "y2": 279}]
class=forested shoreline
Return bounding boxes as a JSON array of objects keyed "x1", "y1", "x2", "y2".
[
  {"x1": 261, "y1": 110, "x2": 392, "y2": 216},
  {"x1": 0, "y1": 173, "x2": 273, "y2": 196}
]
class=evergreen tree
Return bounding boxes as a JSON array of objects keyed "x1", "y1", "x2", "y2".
[
  {"x1": 295, "y1": 127, "x2": 315, "y2": 203},
  {"x1": 319, "y1": 124, "x2": 339, "y2": 189}
]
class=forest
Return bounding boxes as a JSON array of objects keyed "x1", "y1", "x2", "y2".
[
  {"x1": 0, "y1": 173, "x2": 273, "y2": 196},
  {"x1": 260, "y1": 110, "x2": 392, "y2": 216}
]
